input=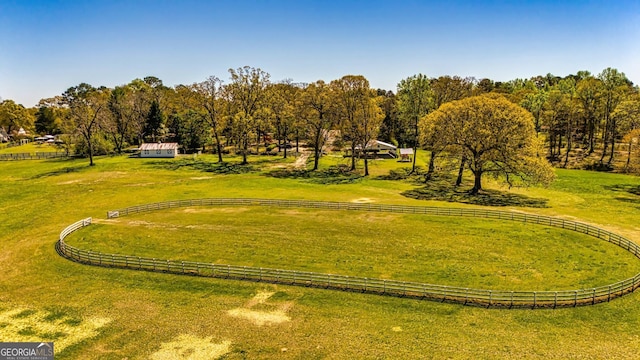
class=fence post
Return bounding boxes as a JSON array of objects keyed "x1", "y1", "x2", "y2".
[
  {"x1": 554, "y1": 292, "x2": 557, "y2": 309},
  {"x1": 510, "y1": 291, "x2": 514, "y2": 309},
  {"x1": 608, "y1": 285, "x2": 611, "y2": 302},
  {"x1": 533, "y1": 292, "x2": 536, "y2": 309},
  {"x1": 489, "y1": 290, "x2": 492, "y2": 307},
  {"x1": 574, "y1": 290, "x2": 578, "y2": 307},
  {"x1": 592, "y1": 288, "x2": 596, "y2": 304}
]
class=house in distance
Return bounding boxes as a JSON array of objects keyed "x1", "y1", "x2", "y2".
[{"x1": 139, "y1": 143, "x2": 179, "y2": 158}]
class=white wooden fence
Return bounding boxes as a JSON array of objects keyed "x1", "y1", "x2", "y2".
[{"x1": 57, "y1": 198, "x2": 640, "y2": 308}]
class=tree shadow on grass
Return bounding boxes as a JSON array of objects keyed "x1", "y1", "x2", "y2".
[
  {"x1": 265, "y1": 165, "x2": 364, "y2": 185},
  {"x1": 30, "y1": 165, "x2": 84, "y2": 179},
  {"x1": 602, "y1": 184, "x2": 640, "y2": 205},
  {"x1": 400, "y1": 177, "x2": 549, "y2": 208},
  {"x1": 146, "y1": 159, "x2": 257, "y2": 175}
]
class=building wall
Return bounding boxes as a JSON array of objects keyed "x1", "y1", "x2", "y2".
[{"x1": 140, "y1": 148, "x2": 176, "y2": 158}]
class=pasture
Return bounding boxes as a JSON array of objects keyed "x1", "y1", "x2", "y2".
[{"x1": 1, "y1": 151, "x2": 640, "y2": 359}]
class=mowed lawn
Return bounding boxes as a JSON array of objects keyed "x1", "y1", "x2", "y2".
[
  {"x1": 71, "y1": 207, "x2": 640, "y2": 291},
  {"x1": 2, "y1": 153, "x2": 640, "y2": 359}
]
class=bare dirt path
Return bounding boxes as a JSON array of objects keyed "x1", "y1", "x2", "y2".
[{"x1": 293, "y1": 151, "x2": 310, "y2": 169}]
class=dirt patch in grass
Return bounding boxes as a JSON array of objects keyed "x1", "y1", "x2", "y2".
[
  {"x1": 57, "y1": 180, "x2": 82, "y2": 185},
  {"x1": 227, "y1": 291, "x2": 292, "y2": 326},
  {"x1": 226, "y1": 308, "x2": 290, "y2": 326},
  {"x1": 246, "y1": 291, "x2": 275, "y2": 307},
  {"x1": 0, "y1": 307, "x2": 111, "y2": 354},
  {"x1": 355, "y1": 213, "x2": 398, "y2": 222},
  {"x1": 351, "y1": 197, "x2": 375, "y2": 203},
  {"x1": 150, "y1": 334, "x2": 231, "y2": 360}
]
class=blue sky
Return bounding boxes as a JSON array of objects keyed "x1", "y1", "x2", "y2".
[{"x1": 1, "y1": 0, "x2": 638, "y2": 106}]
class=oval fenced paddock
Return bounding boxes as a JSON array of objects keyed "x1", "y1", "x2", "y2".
[{"x1": 57, "y1": 198, "x2": 640, "y2": 309}]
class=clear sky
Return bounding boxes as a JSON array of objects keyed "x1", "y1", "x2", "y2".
[{"x1": 1, "y1": 0, "x2": 638, "y2": 106}]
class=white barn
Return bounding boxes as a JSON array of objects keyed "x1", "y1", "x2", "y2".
[{"x1": 140, "y1": 143, "x2": 179, "y2": 158}]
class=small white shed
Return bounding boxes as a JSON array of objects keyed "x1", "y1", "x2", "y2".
[
  {"x1": 140, "y1": 143, "x2": 179, "y2": 158},
  {"x1": 399, "y1": 148, "x2": 414, "y2": 162}
]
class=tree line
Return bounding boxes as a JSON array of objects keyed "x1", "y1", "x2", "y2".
[{"x1": 1, "y1": 66, "x2": 639, "y2": 192}]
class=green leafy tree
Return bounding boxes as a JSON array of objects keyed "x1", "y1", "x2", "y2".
[
  {"x1": 267, "y1": 81, "x2": 300, "y2": 159},
  {"x1": 430, "y1": 75, "x2": 473, "y2": 183},
  {"x1": 170, "y1": 110, "x2": 209, "y2": 153},
  {"x1": 396, "y1": 74, "x2": 434, "y2": 174},
  {"x1": 34, "y1": 106, "x2": 62, "y2": 135},
  {"x1": 300, "y1": 80, "x2": 334, "y2": 170},
  {"x1": 576, "y1": 76, "x2": 603, "y2": 154},
  {"x1": 106, "y1": 85, "x2": 137, "y2": 153},
  {"x1": 598, "y1": 67, "x2": 630, "y2": 165},
  {"x1": 0, "y1": 100, "x2": 33, "y2": 135},
  {"x1": 614, "y1": 95, "x2": 640, "y2": 171},
  {"x1": 376, "y1": 89, "x2": 399, "y2": 146},
  {"x1": 421, "y1": 94, "x2": 554, "y2": 194},
  {"x1": 356, "y1": 93, "x2": 385, "y2": 176},
  {"x1": 144, "y1": 99, "x2": 165, "y2": 142},
  {"x1": 62, "y1": 83, "x2": 110, "y2": 166},
  {"x1": 331, "y1": 75, "x2": 371, "y2": 171},
  {"x1": 194, "y1": 76, "x2": 226, "y2": 162},
  {"x1": 226, "y1": 66, "x2": 270, "y2": 164}
]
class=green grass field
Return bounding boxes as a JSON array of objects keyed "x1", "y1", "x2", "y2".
[
  {"x1": 2, "y1": 153, "x2": 640, "y2": 359},
  {"x1": 0, "y1": 142, "x2": 61, "y2": 154}
]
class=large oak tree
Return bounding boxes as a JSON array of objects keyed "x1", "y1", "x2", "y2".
[{"x1": 421, "y1": 94, "x2": 554, "y2": 194}]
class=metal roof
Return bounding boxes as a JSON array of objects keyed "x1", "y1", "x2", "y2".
[{"x1": 140, "y1": 143, "x2": 179, "y2": 150}]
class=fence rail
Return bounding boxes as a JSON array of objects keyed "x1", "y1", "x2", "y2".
[
  {"x1": 0, "y1": 152, "x2": 71, "y2": 161},
  {"x1": 57, "y1": 198, "x2": 640, "y2": 309}
]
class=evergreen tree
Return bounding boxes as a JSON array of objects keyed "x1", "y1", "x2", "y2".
[{"x1": 144, "y1": 100, "x2": 164, "y2": 142}]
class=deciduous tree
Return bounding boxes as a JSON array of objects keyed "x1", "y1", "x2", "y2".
[
  {"x1": 0, "y1": 100, "x2": 33, "y2": 135},
  {"x1": 331, "y1": 75, "x2": 371, "y2": 171},
  {"x1": 396, "y1": 74, "x2": 434, "y2": 174},
  {"x1": 106, "y1": 85, "x2": 136, "y2": 153},
  {"x1": 267, "y1": 81, "x2": 300, "y2": 159},
  {"x1": 301, "y1": 80, "x2": 334, "y2": 170},
  {"x1": 194, "y1": 76, "x2": 226, "y2": 162},
  {"x1": 226, "y1": 66, "x2": 270, "y2": 164},
  {"x1": 598, "y1": 68, "x2": 630, "y2": 165},
  {"x1": 62, "y1": 83, "x2": 109, "y2": 166},
  {"x1": 421, "y1": 94, "x2": 554, "y2": 194}
]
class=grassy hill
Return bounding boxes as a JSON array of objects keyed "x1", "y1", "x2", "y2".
[{"x1": 1, "y1": 153, "x2": 640, "y2": 359}]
